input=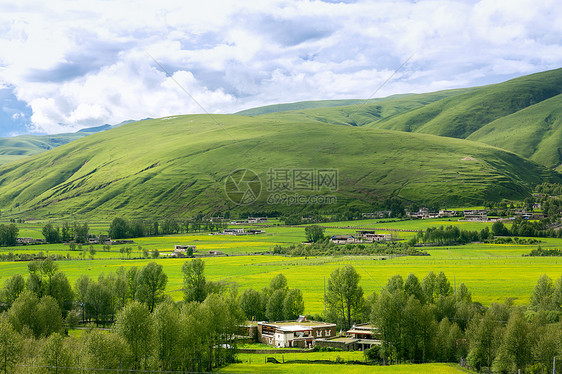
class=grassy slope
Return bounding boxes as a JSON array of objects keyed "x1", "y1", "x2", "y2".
[
  {"x1": 467, "y1": 93, "x2": 562, "y2": 170},
  {"x1": 254, "y1": 88, "x2": 474, "y2": 127},
  {"x1": 369, "y1": 69, "x2": 562, "y2": 169},
  {"x1": 0, "y1": 133, "x2": 87, "y2": 165},
  {"x1": 0, "y1": 114, "x2": 558, "y2": 219}
]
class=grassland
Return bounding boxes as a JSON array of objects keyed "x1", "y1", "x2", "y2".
[
  {"x1": 0, "y1": 114, "x2": 558, "y2": 220},
  {"x1": 2, "y1": 217, "x2": 562, "y2": 312}
]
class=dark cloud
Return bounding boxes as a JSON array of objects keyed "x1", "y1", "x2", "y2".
[{"x1": 26, "y1": 35, "x2": 133, "y2": 83}]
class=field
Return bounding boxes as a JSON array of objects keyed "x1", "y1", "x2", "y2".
[
  {"x1": 2, "y1": 218, "x2": 562, "y2": 312},
  {"x1": 220, "y1": 362, "x2": 471, "y2": 373}
]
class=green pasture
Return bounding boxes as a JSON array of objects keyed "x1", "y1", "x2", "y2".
[
  {"x1": 1, "y1": 218, "x2": 561, "y2": 313},
  {"x1": 221, "y1": 362, "x2": 470, "y2": 373},
  {"x1": 2, "y1": 240, "x2": 562, "y2": 313}
]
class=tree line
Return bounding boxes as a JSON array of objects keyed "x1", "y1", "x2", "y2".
[
  {"x1": 0, "y1": 224, "x2": 18, "y2": 247},
  {"x1": 325, "y1": 267, "x2": 562, "y2": 373},
  {"x1": 3, "y1": 261, "x2": 562, "y2": 373},
  {"x1": 0, "y1": 259, "x2": 308, "y2": 373},
  {"x1": 108, "y1": 217, "x2": 228, "y2": 239}
]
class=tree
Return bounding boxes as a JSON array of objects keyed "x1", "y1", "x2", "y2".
[
  {"x1": 269, "y1": 273, "x2": 288, "y2": 293},
  {"x1": 39, "y1": 333, "x2": 74, "y2": 374},
  {"x1": 421, "y1": 272, "x2": 437, "y2": 304},
  {"x1": 61, "y1": 223, "x2": 72, "y2": 242},
  {"x1": 326, "y1": 265, "x2": 364, "y2": 330},
  {"x1": 74, "y1": 222, "x2": 89, "y2": 243},
  {"x1": 153, "y1": 302, "x2": 184, "y2": 371},
  {"x1": 114, "y1": 301, "x2": 155, "y2": 370},
  {"x1": 530, "y1": 274, "x2": 555, "y2": 310},
  {"x1": 305, "y1": 225, "x2": 325, "y2": 243},
  {"x1": 182, "y1": 259, "x2": 207, "y2": 303},
  {"x1": 89, "y1": 245, "x2": 96, "y2": 260},
  {"x1": 0, "y1": 224, "x2": 18, "y2": 246},
  {"x1": 35, "y1": 296, "x2": 64, "y2": 337},
  {"x1": 239, "y1": 288, "x2": 266, "y2": 321},
  {"x1": 127, "y1": 267, "x2": 139, "y2": 301},
  {"x1": 283, "y1": 289, "x2": 305, "y2": 320},
  {"x1": 0, "y1": 317, "x2": 22, "y2": 374},
  {"x1": 75, "y1": 275, "x2": 91, "y2": 322},
  {"x1": 491, "y1": 221, "x2": 509, "y2": 236},
  {"x1": 386, "y1": 275, "x2": 404, "y2": 294},
  {"x1": 373, "y1": 289, "x2": 407, "y2": 363},
  {"x1": 3, "y1": 274, "x2": 25, "y2": 307},
  {"x1": 82, "y1": 329, "x2": 133, "y2": 371},
  {"x1": 85, "y1": 281, "x2": 115, "y2": 327},
  {"x1": 136, "y1": 262, "x2": 168, "y2": 312},
  {"x1": 404, "y1": 273, "x2": 425, "y2": 304},
  {"x1": 435, "y1": 271, "x2": 452, "y2": 297},
  {"x1": 109, "y1": 217, "x2": 130, "y2": 239},
  {"x1": 42, "y1": 223, "x2": 61, "y2": 243},
  {"x1": 48, "y1": 272, "x2": 74, "y2": 317},
  {"x1": 466, "y1": 310, "x2": 502, "y2": 371},
  {"x1": 492, "y1": 310, "x2": 532, "y2": 373},
  {"x1": 266, "y1": 289, "x2": 286, "y2": 321}
]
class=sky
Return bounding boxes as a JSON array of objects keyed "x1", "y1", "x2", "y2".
[{"x1": 1, "y1": 0, "x2": 562, "y2": 136}]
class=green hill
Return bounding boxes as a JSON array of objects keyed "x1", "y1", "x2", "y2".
[
  {"x1": 0, "y1": 114, "x2": 558, "y2": 219},
  {"x1": 367, "y1": 68, "x2": 562, "y2": 167},
  {"x1": 250, "y1": 88, "x2": 474, "y2": 126},
  {"x1": 0, "y1": 120, "x2": 133, "y2": 166},
  {"x1": 0, "y1": 133, "x2": 88, "y2": 165},
  {"x1": 467, "y1": 94, "x2": 562, "y2": 170}
]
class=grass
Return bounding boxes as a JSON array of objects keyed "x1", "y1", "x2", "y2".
[
  {"x1": 0, "y1": 112, "x2": 558, "y2": 221},
  {"x1": 1, "y1": 218, "x2": 561, "y2": 310},
  {"x1": 2, "y1": 240, "x2": 562, "y2": 312},
  {"x1": 369, "y1": 68, "x2": 562, "y2": 169}
]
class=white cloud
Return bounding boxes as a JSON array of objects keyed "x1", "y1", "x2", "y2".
[{"x1": 0, "y1": 0, "x2": 561, "y2": 133}]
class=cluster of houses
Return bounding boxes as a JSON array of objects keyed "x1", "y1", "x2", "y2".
[
  {"x1": 255, "y1": 316, "x2": 380, "y2": 351},
  {"x1": 230, "y1": 217, "x2": 268, "y2": 224},
  {"x1": 329, "y1": 230, "x2": 391, "y2": 245},
  {"x1": 16, "y1": 237, "x2": 46, "y2": 245},
  {"x1": 220, "y1": 228, "x2": 266, "y2": 236},
  {"x1": 170, "y1": 245, "x2": 223, "y2": 257},
  {"x1": 362, "y1": 211, "x2": 392, "y2": 219}
]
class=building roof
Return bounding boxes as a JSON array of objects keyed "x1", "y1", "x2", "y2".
[{"x1": 260, "y1": 321, "x2": 336, "y2": 331}]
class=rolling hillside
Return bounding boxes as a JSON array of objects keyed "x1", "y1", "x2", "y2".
[
  {"x1": 0, "y1": 114, "x2": 558, "y2": 219},
  {"x1": 466, "y1": 94, "x2": 562, "y2": 170},
  {"x1": 368, "y1": 68, "x2": 562, "y2": 168},
  {"x1": 248, "y1": 88, "x2": 475, "y2": 126},
  {"x1": 0, "y1": 120, "x2": 134, "y2": 165}
]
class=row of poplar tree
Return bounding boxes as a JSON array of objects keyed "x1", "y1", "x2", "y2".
[{"x1": 2, "y1": 260, "x2": 562, "y2": 373}]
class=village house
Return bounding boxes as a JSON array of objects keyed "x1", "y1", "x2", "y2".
[
  {"x1": 355, "y1": 231, "x2": 391, "y2": 242},
  {"x1": 248, "y1": 217, "x2": 268, "y2": 223},
  {"x1": 362, "y1": 211, "x2": 391, "y2": 219},
  {"x1": 463, "y1": 210, "x2": 488, "y2": 221},
  {"x1": 172, "y1": 245, "x2": 196, "y2": 257},
  {"x1": 222, "y1": 228, "x2": 245, "y2": 235},
  {"x1": 257, "y1": 318, "x2": 337, "y2": 348},
  {"x1": 316, "y1": 323, "x2": 381, "y2": 351},
  {"x1": 17, "y1": 237, "x2": 46, "y2": 244},
  {"x1": 439, "y1": 210, "x2": 458, "y2": 217},
  {"x1": 330, "y1": 235, "x2": 356, "y2": 244}
]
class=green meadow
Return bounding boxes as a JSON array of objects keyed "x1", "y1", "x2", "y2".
[{"x1": 2, "y1": 218, "x2": 562, "y2": 313}]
